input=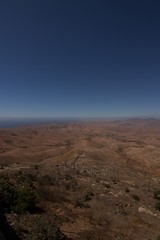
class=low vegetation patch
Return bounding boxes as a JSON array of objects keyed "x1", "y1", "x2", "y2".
[
  {"x1": 75, "y1": 191, "x2": 94, "y2": 208},
  {"x1": 12, "y1": 187, "x2": 37, "y2": 214},
  {"x1": 0, "y1": 176, "x2": 15, "y2": 213},
  {"x1": 155, "y1": 202, "x2": 160, "y2": 211},
  {"x1": 0, "y1": 175, "x2": 37, "y2": 214},
  {"x1": 154, "y1": 190, "x2": 160, "y2": 200},
  {"x1": 132, "y1": 194, "x2": 140, "y2": 201}
]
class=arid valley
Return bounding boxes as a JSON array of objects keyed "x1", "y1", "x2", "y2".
[{"x1": 0, "y1": 118, "x2": 160, "y2": 240}]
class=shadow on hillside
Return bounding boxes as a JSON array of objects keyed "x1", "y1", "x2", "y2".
[{"x1": 0, "y1": 214, "x2": 20, "y2": 240}]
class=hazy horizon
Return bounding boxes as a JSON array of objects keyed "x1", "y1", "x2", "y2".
[{"x1": 1, "y1": 114, "x2": 160, "y2": 120}]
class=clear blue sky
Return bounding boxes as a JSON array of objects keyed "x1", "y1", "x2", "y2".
[{"x1": 0, "y1": 0, "x2": 160, "y2": 118}]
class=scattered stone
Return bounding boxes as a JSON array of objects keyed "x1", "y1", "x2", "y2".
[
  {"x1": 104, "y1": 181, "x2": 111, "y2": 188},
  {"x1": 122, "y1": 180, "x2": 137, "y2": 187},
  {"x1": 99, "y1": 194, "x2": 106, "y2": 198},
  {"x1": 114, "y1": 191, "x2": 123, "y2": 198},
  {"x1": 108, "y1": 191, "x2": 114, "y2": 195},
  {"x1": 138, "y1": 206, "x2": 154, "y2": 215}
]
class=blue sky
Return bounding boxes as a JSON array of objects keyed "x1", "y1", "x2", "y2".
[{"x1": 0, "y1": 0, "x2": 160, "y2": 118}]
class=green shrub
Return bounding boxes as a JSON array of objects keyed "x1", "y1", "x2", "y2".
[
  {"x1": 24, "y1": 215, "x2": 68, "y2": 240},
  {"x1": 34, "y1": 164, "x2": 39, "y2": 170},
  {"x1": 15, "y1": 171, "x2": 35, "y2": 187},
  {"x1": 155, "y1": 202, "x2": 160, "y2": 211},
  {"x1": 84, "y1": 191, "x2": 94, "y2": 201},
  {"x1": 0, "y1": 175, "x2": 37, "y2": 214},
  {"x1": 154, "y1": 190, "x2": 160, "y2": 200},
  {"x1": 12, "y1": 187, "x2": 37, "y2": 214},
  {"x1": 38, "y1": 174, "x2": 53, "y2": 186},
  {"x1": 0, "y1": 176, "x2": 14, "y2": 213},
  {"x1": 132, "y1": 194, "x2": 140, "y2": 201},
  {"x1": 75, "y1": 191, "x2": 94, "y2": 208},
  {"x1": 64, "y1": 173, "x2": 73, "y2": 180},
  {"x1": 125, "y1": 187, "x2": 130, "y2": 193}
]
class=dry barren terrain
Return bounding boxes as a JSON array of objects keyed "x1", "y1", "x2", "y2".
[{"x1": 0, "y1": 119, "x2": 160, "y2": 239}]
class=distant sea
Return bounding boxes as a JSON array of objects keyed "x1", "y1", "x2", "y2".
[
  {"x1": 0, "y1": 118, "x2": 45, "y2": 129},
  {"x1": 1, "y1": 116, "x2": 157, "y2": 129},
  {"x1": 0, "y1": 118, "x2": 80, "y2": 129}
]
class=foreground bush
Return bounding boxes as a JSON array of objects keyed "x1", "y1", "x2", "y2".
[
  {"x1": 154, "y1": 190, "x2": 160, "y2": 200},
  {"x1": 14, "y1": 214, "x2": 69, "y2": 240},
  {"x1": 0, "y1": 176, "x2": 14, "y2": 213},
  {"x1": 15, "y1": 171, "x2": 35, "y2": 187},
  {"x1": 12, "y1": 187, "x2": 37, "y2": 214},
  {"x1": 155, "y1": 202, "x2": 160, "y2": 211},
  {"x1": 28, "y1": 215, "x2": 68, "y2": 240},
  {"x1": 0, "y1": 175, "x2": 37, "y2": 214}
]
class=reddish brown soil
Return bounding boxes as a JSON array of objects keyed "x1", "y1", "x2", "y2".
[{"x1": 0, "y1": 119, "x2": 160, "y2": 239}]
